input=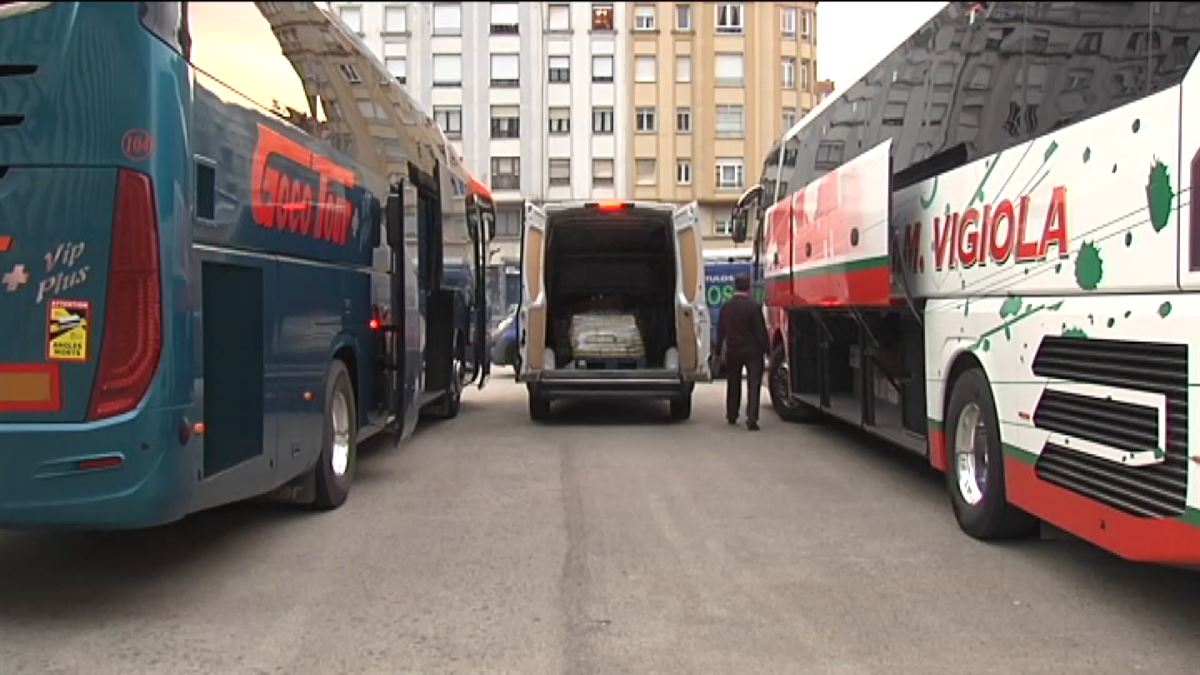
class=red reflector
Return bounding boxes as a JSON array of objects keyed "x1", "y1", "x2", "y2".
[
  {"x1": 88, "y1": 169, "x2": 162, "y2": 420},
  {"x1": 78, "y1": 456, "x2": 123, "y2": 471},
  {"x1": 369, "y1": 318, "x2": 380, "y2": 330},
  {"x1": 595, "y1": 200, "x2": 629, "y2": 212},
  {"x1": 0, "y1": 235, "x2": 11, "y2": 252}
]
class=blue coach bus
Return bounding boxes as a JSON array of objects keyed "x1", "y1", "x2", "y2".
[
  {"x1": 0, "y1": 1, "x2": 491, "y2": 528},
  {"x1": 703, "y1": 248, "x2": 753, "y2": 375}
]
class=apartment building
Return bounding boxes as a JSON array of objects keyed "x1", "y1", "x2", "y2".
[
  {"x1": 328, "y1": 1, "x2": 629, "y2": 264},
  {"x1": 625, "y1": 1, "x2": 819, "y2": 244}
]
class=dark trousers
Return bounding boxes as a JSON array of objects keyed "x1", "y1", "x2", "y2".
[{"x1": 725, "y1": 351, "x2": 763, "y2": 423}]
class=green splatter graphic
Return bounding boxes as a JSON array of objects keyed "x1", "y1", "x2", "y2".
[
  {"x1": 1147, "y1": 161, "x2": 1174, "y2": 232},
  {"x1": 1106, "y1": 318, "x2": 1115, "y2": 328},
  {"x1": 1074, "y1": 242, "x2": 1103, "y2": 290},
  {"x1": 1158, "y1": 301, "x2": 1172, "y2": 317},
  {"x1": 999, "y1": 296, "x2": 1023, "y2": 318},
  {"x1": 1055, "y1": 262, "x2": 1062, "y2": 273},
  {"x1": 1132, "y1": 119, "x2": 1141, "y2": 133},
  {"x1": 1062, "y1": 327, "x2": 1089, "y2": 338},
  {"x1": 1153, "y1": 446, "x2": 1165, "y2": 461},
  {"x1": 1088, "y1": 314, "x2": 1095, "y2": 325},
  {"x1": 1124, "y1": 310, "x2": 1132, "y2": 318},
  {"x1": 1112, "y1": 164, "x2": 1119, "y2": 173},
  {"x1": 1044, "y1": 141, "x2": 1059, "y2": 162},
  {"x1": 1083, "y1": 147, "x2": 1091, "y2": 162},
  {"x1": 963, "y1": 300, "x2": 970, "y2": 317},
  {"x1": 968, "y1": 300, "x2": 1065, "y2": 352},
  {"x1": 970, "y1": 150, "x2": 1001, "y2": 206},
  {"x1": 1125, "y1": 232, "x2": 1133, "y2": 247}
]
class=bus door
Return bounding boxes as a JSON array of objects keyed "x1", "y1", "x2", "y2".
[
  {"x1": 383, "y1": 184, "x2": 407, "y2": 426},
  {"x1": 470, "y1": 198, "x2": 494, "y2": 388}
]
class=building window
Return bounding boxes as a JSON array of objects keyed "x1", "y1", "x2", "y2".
[
  {"x1": 781, "y1": 7, "x2": 796, "y2": 36},
  {"x1": 491, "y1": 2, "x2": 519, "y2": 34},
  {"x1": 675, "y1": 4, "x2": 692, "y2": 31},
  {"x1": 432, "y1": 54, "x2": 461, "y2": 86},
  {"x1": 715, "y1": 212, "x2": 734, "y2": 236},
  {"x1": 547, "y1": 3, "x2": 571, "y2": 31},
  {"x1": 782, "y1": 107, "x2": 797, "y2": 129},
  {"x1": 635, "y1": 5, "x2": 656, "y2": 30},
  {"x1": 548, "y1": 55, "x2": 571, "y2": 83},
  {"x1": 592, "y1": 106, "x2": 614, "y2": 134},
  {"x1": 434, "y1": 105, "x2": 462, "y2": 138},
  {"x1": 800, "y1": 58, "x2": 811, "y2": 90},
  {"x1": 338, "y1": 5, "x2": 363, "y2": 33},
  {"x1": 549, "y1": 158, "x2": 571, "y2": 186},
  {"x1": 384, "y1": 5, "x2": 407, "y2": 33},
  {"x1": 495, "y1": 208, "x2": 521, "y2": 238},
  {"x1": 801, "y1": 10, "x2": 812, "y2": 38},
  {"x1": 635, "y1": 106, "x2": 657, "y2": 133},
  {"x1": 433, "y1": 3, "x2": 462, "y2": 35},
  {"x1": 676, "y1": 55, "x2": 691, "y2": 82},
  {"x1": 676, "y1": 159, "x2": 692, "y2": 185},
  {"x1": 490, "y1": 105, "x2": 520, "y2": 138},
  {"x1": 592, "y1": 55, "x2": 614, "y2": 82},
  {"x1": 491, "y1": 157, "x2": 520, "y2": 190},
  {"x1": 385, "y1": 56, "x2": 407, "y2": 84},
  {"x1": 715, "y1": 104, "x2": 744, "y2": 137},
  {"x1": 716, "y1": 158, "x2": 744, "y2": 189},
  {"x1": 491, "y1": 53, "x2": 520, "y2": 87},
  {"x1": 635, "y1": 55, "x2": 656, "y2": 83},
  {"x1": 782, "y1": 58, "x2": 796, "y2": 89},
  {"x1": 548, "y1": 107, "x2": 571, "y2": 134},
  {"x1": 338, "y1": 63, "x2": 362, "y2": 84},
  {"x1": 636, "y1": 158, "x2": 656, "y2": 185},
  {"x1": 592, "y1": 158, "x2": 614, "y2": 186},
  {"x1": 592, "y1": 3, "x2": 614, "y2": 31},
  {"x1": 715, "y1": 53, "x2": 744, "y2": 86},
  {"x1": 676, "y1": 107, "x2": 691, "y2": 133},
  {"x1": 715, "y1": 3, "x2": 743, "y2": 34}
]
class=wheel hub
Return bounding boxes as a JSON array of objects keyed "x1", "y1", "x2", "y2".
[
  {"x1": 953, "y1": 402, "x2": 989, "y2": 505},
  {"x1": 331, "y1": 390, "x2": 351, "y2": 477}
]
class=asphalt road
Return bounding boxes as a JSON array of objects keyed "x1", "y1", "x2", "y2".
[{"x1": 2, "y1": 372, "x2": 1199, "y2": 675}]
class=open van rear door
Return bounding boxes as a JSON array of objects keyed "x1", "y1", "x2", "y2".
[
  {"x1": 673, "y1": 202, "x2": 711, "y2": 382},
  {"x1": 517, "y1": 202, "x2": 547, "y2": 381}
]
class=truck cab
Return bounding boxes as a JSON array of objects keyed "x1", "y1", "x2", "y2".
[{"x1": 516, "y1": 200, "x2": 710, "y2": 421}]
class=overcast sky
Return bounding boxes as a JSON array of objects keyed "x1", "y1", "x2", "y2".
[{"x1": 816, "y1": 2, "x2": 947, "y2": 91}]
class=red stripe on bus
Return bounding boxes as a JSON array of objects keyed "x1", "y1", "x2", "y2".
[
  {"x1": 928, "y1": 426, "x2": 947, "y2": 471},
  {"x1": 789, "y1": 264, "x2": 892, "y2": 307},
  {"x1": 1005, "y1": 457, "x2": 1200, "y2": 564},
  {"x1": 0, "y1": 235, "x2": 11, "y2": 252}
]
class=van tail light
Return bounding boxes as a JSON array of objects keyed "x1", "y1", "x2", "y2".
[{"x1": 88, "y1": 169, "x2": 162, "y2": 420}]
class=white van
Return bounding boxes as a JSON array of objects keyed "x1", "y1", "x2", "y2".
[{"x1": 517, "y1": 201, "x2": 712, "y2": 421}]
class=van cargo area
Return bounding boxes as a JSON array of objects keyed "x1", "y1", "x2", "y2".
[
  {"x1": 519, "y1": 201, "x2": 711, "y2": 422},
  {"x1": 544, "y1": 208, "x2": 676, "y2": 371}
]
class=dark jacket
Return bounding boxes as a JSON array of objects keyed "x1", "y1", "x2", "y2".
[{"x1": 716, "y1": 292, "x2": 768, "y2": 359}]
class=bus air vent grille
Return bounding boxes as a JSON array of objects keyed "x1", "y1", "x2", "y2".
[{"x1": 1030, "y1": 336, "x2": 1188, "y2": 518}]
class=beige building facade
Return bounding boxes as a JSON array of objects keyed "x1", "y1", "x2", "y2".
[{"x1": 625, "y1": 1, "x2": 818, "y2": 246}]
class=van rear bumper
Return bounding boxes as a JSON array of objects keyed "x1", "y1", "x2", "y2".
[{"x1": 529, "y1": 370, "x2": 692, "y2": 400}]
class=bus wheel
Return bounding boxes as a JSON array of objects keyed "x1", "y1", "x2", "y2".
[
  {"x1": 944, "y1": 367, "x2": 1038, "y2": 540},
  {"x1": 769, "y1": 343, "x2": 818, "y2": 423},
  {"x1": 315, "y1": 360, "x2": 357, "y2": 510}
]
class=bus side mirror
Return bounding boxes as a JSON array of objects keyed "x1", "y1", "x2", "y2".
[
  {"x1": 730, "y1": 209, "x2": 749, "y2": 244},
  {"x1": 370, "y1": 199, "x2": 382, "y2": 248},
  {"x1": 484, "y1": 212, "x2": 496, "y2": 241},
  {"x1": 385, "y1": 192, "x2": 402, "y2": 247}
]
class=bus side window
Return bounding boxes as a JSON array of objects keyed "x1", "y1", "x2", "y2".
[{"x1": 195, "y1": 155, "x2": 216, "y2": 222}]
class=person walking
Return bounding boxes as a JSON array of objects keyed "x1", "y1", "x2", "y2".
[{"x1": 715, "y1": 273, "x2": 768, "y2": 431}]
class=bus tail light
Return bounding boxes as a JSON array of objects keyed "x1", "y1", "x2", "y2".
[{"x1": 88, "y1": 169, "x2": 162, "y2": 420}]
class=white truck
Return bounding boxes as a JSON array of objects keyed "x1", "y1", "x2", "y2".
[{"x1": 516, "y1": 201, "x2": 712, "y2": 421}]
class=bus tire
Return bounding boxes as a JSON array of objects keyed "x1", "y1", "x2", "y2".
[
  {"x1": 314, "y1": 360, "x2": 357, "y2": 510},
  {"x1": 768, "y1": 343, "x2": 819, "y2": 423},
  {"x1": 669, "y1": 392, "x2": 692, "y2": 421},
  {"x1": 529, "y1": 388, "x2": 550, "y2": 421},
  {"x1": 944, "y1": 367, "x2": 1039, "y2": 540}
]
